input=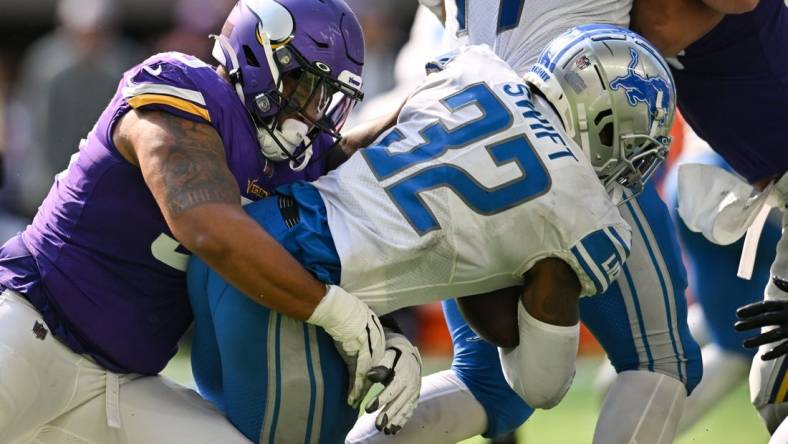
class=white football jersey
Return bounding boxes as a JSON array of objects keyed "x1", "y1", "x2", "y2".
[
  {"x1": 313, "y1": 46, "x2": 630, "y2": 315},
  {"x1": 443, "y1": 0, "x2": 631, "y2": 75}
]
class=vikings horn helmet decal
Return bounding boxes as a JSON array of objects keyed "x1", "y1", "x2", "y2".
[{"x1": 212, "y1": 0, "x2": 365, "y2": 170}]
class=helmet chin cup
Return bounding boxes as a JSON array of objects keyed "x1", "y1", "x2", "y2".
[{"x1": 258, "y1": 118, "x2": 309, "y2": 162}]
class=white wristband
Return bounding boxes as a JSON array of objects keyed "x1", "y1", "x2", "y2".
[{"x1": 307, "y1": 285, "x2": 368, "y2": 341}]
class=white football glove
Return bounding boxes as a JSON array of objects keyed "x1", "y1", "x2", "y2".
[
  {"x1": 307, "y1": 284, "x2": 386, "y2": 407},
  {"x1": 364, "y1": 329, "x2": 423, "y2": 435}
]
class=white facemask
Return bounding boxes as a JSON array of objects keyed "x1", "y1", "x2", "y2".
[{"x1": 257, "y1": 118, "x2": 314, "y2": 171}]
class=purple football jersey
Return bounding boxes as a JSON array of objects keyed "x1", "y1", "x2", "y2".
[
  {"x1": 671, "y1": 0, "x2": 788, "y2": 183},
  {"x1": 0, "y1": 52, "x2": 333, "y2": 374}
]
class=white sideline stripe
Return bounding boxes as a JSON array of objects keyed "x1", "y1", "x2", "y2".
[
  {"x1": 259, "y1": 314, "x2": 279, "y2": 444},
  {"x1": 122, "y1": 82, "x2": 206, "y2": 106},
  {"x1": 277, "y1": 316, "x2": 314, "y2": 443},
  {"x1": 604, "y1": 227, "x2": 628, "y2": 261},
  {"x1": 615, "y1": 261, "x2": 650, "y2": 370},
  {"x1": 629, "y1": 199, "x2": 687, "y2": 381},
  {"x1": 307, "y1": 324, "x2": 325, "y2": 444},
  {"x1": 576, "y1": 242, "x2": 608, "y2": 291}
]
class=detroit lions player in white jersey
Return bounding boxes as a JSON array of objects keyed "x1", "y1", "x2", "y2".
[
  {"x1": 191, "y1": 36, "x2": 643, "y2": 443},
  {"x1": 441, "y1": 0, "x2": 631, "y2": 75},
  {"x1": 316, "y1": 45, "x2": 630, "y2": 315},
  {"x1": 349, "y1": 3, "x2": 701, "y2": 444}
]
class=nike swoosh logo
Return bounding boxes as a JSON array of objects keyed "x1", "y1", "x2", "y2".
[{"x1": 143, "y1": 65, "x2": 162, "y2": 76}]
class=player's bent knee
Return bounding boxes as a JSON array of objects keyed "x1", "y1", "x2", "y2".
[{"x1": 520, "y1": 375, "x2": 573, "y2": 409}]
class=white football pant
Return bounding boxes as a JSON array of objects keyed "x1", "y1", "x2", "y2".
[{"x1": 0, "y1": 289, "x2": 249, "y2": 444}]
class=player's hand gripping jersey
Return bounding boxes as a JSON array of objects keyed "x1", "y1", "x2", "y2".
[
  {"x1": 312, "y1": 45, "x2": 631, "y2": 315},
  {"x1": 443, "y1": 0, "x2": 631, "y2": 75}
]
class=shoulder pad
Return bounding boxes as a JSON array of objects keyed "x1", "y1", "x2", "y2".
[{"x1": 121, "y1": 52, "x2": 215, "y2": 123}]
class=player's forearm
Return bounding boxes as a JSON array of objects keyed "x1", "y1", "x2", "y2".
[
  {"x1": 632, "y1": 0, "x2": 724, "y2": 56},
  {"x1": 701, "y1": 0, "x2": 759, "y2": 13},
  {"x1": 177, "y1": 203, "x2": 326, "y2": 320},
  {"x1": 122, "y1": 109, "x2": 326, "y2": 320},
  {"x1": 339, "y1": 101, "x2": 404, "y2": 157}
]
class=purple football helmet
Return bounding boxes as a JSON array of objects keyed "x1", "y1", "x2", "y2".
[{"x1": 212, "y1": 0, "x2": 364, "y2": 170}]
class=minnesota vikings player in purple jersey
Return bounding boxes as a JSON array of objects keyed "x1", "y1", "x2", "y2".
[
  {"x1": 633, "y1": 0, "x2": 788, "y2": 441},
  {"x1": 0, "y1": 0, "x2": 413, "y2": 442}
]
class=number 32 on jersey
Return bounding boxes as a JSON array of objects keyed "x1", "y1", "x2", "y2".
[{"x1": 362, "y1": 83, "x2": 550, "y2": 236}]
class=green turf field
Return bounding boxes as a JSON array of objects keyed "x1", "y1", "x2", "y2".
[
  {"x1": 164, "y1": 349, "x2": 768, "y2": 443},
  {"x1": 457, "y1": 357, "x2": 768, "y2": 444}
]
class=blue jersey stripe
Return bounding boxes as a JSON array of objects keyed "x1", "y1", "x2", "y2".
[
  {"x1": 608, "y1": 226, "x2": 631, "y2": 257},
  {"x1": 575, "y1": 228, "x2": 624, "y2": 293}
]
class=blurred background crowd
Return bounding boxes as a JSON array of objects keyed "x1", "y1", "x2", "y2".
[{"x1": 0, "y1": 0, "x2": 417, "y2": 238}]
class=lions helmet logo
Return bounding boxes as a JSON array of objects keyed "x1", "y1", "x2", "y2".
[{"x1": 609, "y1": 48, "x2": 672, "y2": 128}]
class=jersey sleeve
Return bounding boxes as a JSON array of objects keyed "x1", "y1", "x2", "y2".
[
  {"x1": 566, "y1": 225, "x2": 631, "y2": 297},
  {"x1": 120, "y1": 54, "x2": 213, "y2": 125}
]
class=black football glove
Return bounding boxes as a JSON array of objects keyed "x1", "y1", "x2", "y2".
[{"x1": 736, "y1": 299, "x2": 788, "y2": 361}]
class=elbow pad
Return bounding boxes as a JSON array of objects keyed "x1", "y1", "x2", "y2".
[{"x1": 497, "y1": 302, "x2": 579, "y2": 409}]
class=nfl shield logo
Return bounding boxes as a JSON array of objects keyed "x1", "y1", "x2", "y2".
[
  {"x1": 575, "y1": 55, "x2": 592, "y2": 70},
  {"x1": 32, "y1": 320, "x2": 48, "y2": 340}
]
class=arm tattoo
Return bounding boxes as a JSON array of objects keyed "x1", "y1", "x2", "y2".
[{"x1": 141, "y1": 112, "x2": 240, "y2": 217}]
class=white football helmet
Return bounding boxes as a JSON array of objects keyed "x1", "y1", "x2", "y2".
[{"x1": 524, "y1": 24, "x2": 676, "y2": 197}]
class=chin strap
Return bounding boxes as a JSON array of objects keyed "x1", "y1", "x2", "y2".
[
  {"x1": 289, "y1": 146, "x2": 313, "y2": 172},
  {"x1": 211, "y1": 34, "x2": 245, "y2": 103},
  {"x1": 258, "y1": 30, "x2": 283, "y2": 95}
]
